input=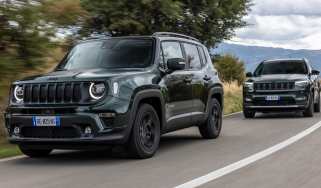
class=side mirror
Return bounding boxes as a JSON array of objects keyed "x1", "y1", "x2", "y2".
[
  {"x1": 312, "y1": 70, "x2": 320, "y2": 75},
  {"x1": 167, "y1": 58, "x2": 186, "y2": 71},
  {"x1": 246, "y1": 72, "x2": 253, "y2": 77}
]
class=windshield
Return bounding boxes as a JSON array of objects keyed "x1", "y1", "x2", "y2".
[
  {"x1": 57, "y1": 38, "x2": 154, "y2": 70},
  {"x1": 254, "y1": 61, "x2": 308, "y2": 76}
]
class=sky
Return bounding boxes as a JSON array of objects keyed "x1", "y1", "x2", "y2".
[{"x1": 230, "y1": 0, "x2": 321, "y2": 50}]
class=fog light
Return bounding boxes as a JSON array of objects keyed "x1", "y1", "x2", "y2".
[
  {"x1": 13, "y1": 127, "x2": 20, "y2": 135},
  {"x1": 84, "y1": 126, "x2": 92, "y2": 135}
]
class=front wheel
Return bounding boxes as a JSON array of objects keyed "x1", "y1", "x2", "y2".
[
  {"x1": 128, "y1": 104, "x2": 160, "y2": 159},
  {"x1": 19, "y1": 146, "x2": 52, "y2": 158},
  {"x1": 303, "y1": 93, "x2": 314, "y2": 117},
  {"x1": 199, "y1": 98, "x2": 222, "y2": 139}
]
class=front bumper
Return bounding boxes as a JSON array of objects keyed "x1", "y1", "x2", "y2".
[
  {"x1": 243, "y1": 90, "x2": 309, "y2": 112},
  {"x1": 4, "y1": 110, "x2": 132, "y2": 149}
]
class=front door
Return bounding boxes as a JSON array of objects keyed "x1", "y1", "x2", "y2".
[{"x1": 160, "y1": 41, "x2": 194, "y2": 130}]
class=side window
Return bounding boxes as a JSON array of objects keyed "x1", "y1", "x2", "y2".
[
  {"x1": 161, "y1": 42, "x2": 184, "y2": 66},
  {"x1": 198, "y1": 46, "x2": 207, "y2": 66},
  {"x1": 183, "y1": 43, "x2": 202, "y2": 70}
]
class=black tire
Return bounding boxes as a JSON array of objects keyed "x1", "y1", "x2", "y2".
[
  {"x1": 19, "y1": 146, "x2": 52, "y2": 158},
  {"x1": 128, "y1": 104, "x2": 160, "y2": 159},
  {"x1": 314, "y1": 91, "x2": 320, "y2": 113},
  {"x1": 199, "y1": 98, "x2": 222, "y2": 139},
  {"x1": 303, "y1": 93, "x2": 314, "y2": 117},
  {"x1": 243, "y1": 109, "x2": 256, "y2": 119}
]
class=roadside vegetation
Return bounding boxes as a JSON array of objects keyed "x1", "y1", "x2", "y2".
[
  {"x1": 213, "y1": 54, "x2": 245, "y2": 114},
  {"x1": 223, "y1": 83, "x2": 243, "y2": 115}
]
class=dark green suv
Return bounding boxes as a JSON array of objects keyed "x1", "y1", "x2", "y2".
[
  {"x1": 243, "y1": 59, "x2": 320, "y2": 118},
  {"x1": 4, "y1": 32, "x2": 223, "y2": 159}
]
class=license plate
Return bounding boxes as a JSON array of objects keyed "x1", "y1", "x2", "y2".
[
  {"x1": 32, "y1": 116, "x2": 60, "y2": 127},
  {"x1": 265, "y1": 95, "x2": 280, "y2": 101}
]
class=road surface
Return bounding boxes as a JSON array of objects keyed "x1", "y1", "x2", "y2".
[{"x1": 0, "y1": 112, "x2": 321, "y2": 188}]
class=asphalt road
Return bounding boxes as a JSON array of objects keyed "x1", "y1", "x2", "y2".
[{"x1": 0, "y1": 112, "x2": 321, "y2": 188}]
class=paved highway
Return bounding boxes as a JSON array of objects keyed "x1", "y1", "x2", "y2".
[{"x1": 0, "y1": 112, "x2": 321, "y2": 188}]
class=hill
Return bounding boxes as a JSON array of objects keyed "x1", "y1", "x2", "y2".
[{"x1": 212, "y1": 43, "x2": 321, "y2": 72}]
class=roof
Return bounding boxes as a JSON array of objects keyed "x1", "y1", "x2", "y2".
[{"x1": 263, "y1": 58, "x2": 308, "y2": 63}]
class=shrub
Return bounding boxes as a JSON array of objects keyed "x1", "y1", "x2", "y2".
[{"x1": 213, "y1": 54, "x2": 246, "y2": 86}]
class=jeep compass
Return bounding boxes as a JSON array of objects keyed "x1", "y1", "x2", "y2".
[{"x1": 243, "y1": 59, "x2": 320, "y2": 118}]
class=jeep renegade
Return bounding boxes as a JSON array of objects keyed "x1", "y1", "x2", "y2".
[{"x1": 4, "y1": 32, "x2": 224, "y2": 159}]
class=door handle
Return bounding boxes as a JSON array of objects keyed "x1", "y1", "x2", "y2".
[
  {"x1": 184, "y1": 77, "x2": 192, "y2": 83},
  {"x1": 203, "y1": 75, "x2": 212, "y2": 81}
]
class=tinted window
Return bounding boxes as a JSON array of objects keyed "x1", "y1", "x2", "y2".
[
  {"x1": 183, "y1": 43, "x2": 202, "y2": 70},
  {"x1": 161, "y1": 42, "x2": 184, "y2": 64},
  {"x1": 198, "y1": 46, "x2": 207, "y2": 66},
  {"x1": 254, "y1": 61, "x2": 308, "y2": 76},
  {"x1": 57, "y1": 39, "x2": 154, "y2": 70}
]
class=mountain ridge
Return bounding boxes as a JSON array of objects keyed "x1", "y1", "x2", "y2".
[{"x1": 212, "y1": 43, "x2": 321, "y2": 72}]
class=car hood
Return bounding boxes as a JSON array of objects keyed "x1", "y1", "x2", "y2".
[
  {"x1": 16, "y1": 68, "x2": 146, "y2": 83},
  {"x1": 250, "y1": 74, "x2": 309, "y2": 82}
]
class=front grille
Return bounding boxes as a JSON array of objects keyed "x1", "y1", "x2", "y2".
[
  {"x1": 21, "y1": 127, "x2": 80, "y2": 139},
  {"x1": 23, "y1": 82, "x2": 90, "y2": 105},
  {"x1": 254, "y1": 82, "x2": 295, "y2": 91}
]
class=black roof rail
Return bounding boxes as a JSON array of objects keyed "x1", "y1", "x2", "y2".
[{"x1": 153, "y1": 32, "x2": 199, "y2": 42}]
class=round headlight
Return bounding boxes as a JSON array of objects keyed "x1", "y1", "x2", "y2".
[
  {"x1": 89, "y1": 83, "x2": 106, "y2": 100},
  {"x1": 14, "y1": 85, "x2": 24, "y2": 102}
]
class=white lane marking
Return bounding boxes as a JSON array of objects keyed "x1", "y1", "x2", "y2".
[
  {"x1": 175, "y1": 120, "x2": 321, "y2": 188},
  {"x1": 224, "y1": 111, "x2": 242, "y2": 117},
  {"x1": 0, "y1": 156, "x2": 25, "y2": 163}
]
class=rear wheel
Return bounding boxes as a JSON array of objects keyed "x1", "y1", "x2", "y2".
[
  {"x1": 314, "y1": 91, "x2": 320, "y2": 113},
  {"x1": 303, "y1": 93, "x2": 314, "y2": 117},
  {"x1": 199, "y1": 98, "x2": 222, "y2": 139},
  {"x1": 128, "y1": 104, "x2": 160, "y2": 159},
  {"x1": 19, "y1": 146, "x2": 52, "y2": 158},
  {"x1": 243, "y1": 109, "x2": 256, "y2": 118}
]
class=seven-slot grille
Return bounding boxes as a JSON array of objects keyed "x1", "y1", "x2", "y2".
[
  {"x1": 23, "y1": 82, "x2": 89, "y2": 105},
  {"x1": 254, "y1": 82, "x2": 295, "y2": 91}
]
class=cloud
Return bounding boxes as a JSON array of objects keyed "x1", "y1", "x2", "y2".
[
  {"x1": 231, "y1": 0, "x2": 321, "y2": 50},
  {"x1": 252, "y1": 0, "x2": 321, "y2": 16}
]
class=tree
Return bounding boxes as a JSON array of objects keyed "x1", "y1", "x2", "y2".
[
  {"x1": 80, "y1": 0, "x2": 251, "y2": 47},
  {"x1": 0, "y1": 0, "x2": 87, "y2": 74},
  {"x1": 213, "y1": 54, "x2": 245, "y2": 85}
]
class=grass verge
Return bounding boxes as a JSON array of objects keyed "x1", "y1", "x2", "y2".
[
  {"x1": 0, "y1": 108, "x2": 21, "y2": 159},
  {"x1": 0, "y1": 140, "x2": 21, "y2": 159},
  {"x1": 223, "y1": 82, "x2": 243, "y2": 115}
]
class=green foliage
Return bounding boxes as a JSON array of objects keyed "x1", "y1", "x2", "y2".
[
  {"x1": 42, "y1": 0, "x2": 89, "y2": 27},
  {"x1": 213, "y1": 54, "x2": 245, "y2": 85},
  {"x1": 80, "y1": 0, "x2": 251, "y2": 47},
  {"x1": 0, "y1": 0, "x2": 86, "y2": 81}
]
